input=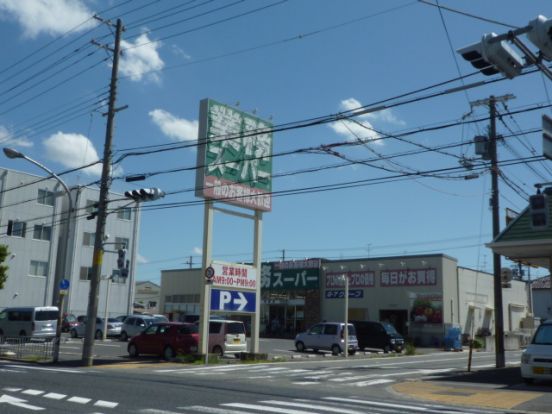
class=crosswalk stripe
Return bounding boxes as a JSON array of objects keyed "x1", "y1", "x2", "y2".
[
  {"x1": 43, "y1": 393, "x2": 66, "y2": 400},
  {"x1": 353, "y1": 378, "x2": 394, "y2": 386},
  {"x1": 223, "y1": 403, "x2": 317, "y2": 414},
  {"x1": 187, "y1": 406, "x2": 253, "y2": 414},
  {"x1": 22, "y1": 389, "x2": 44, "y2": 396},
  {"x1": 261, "y1": 400, "x2": 366, "y2": 414}
]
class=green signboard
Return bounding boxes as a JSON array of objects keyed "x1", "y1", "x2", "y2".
[
  {"x1": 261, "y1": 260, "x2": 320, "y2": 290},
  {"x1": 195, "y1": 98, "x2": 273, "y2": 211}
]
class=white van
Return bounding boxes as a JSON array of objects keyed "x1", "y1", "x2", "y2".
[
  {"x1": 208, "y1": 320, "x2": 247, "y2": 357},
  {"x1": 0, "y1": 306, "x2": 58, "y2": 340}
]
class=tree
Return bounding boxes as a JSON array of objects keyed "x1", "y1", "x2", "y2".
[{"x1": 0, "y1": 245, "x2": 9, "y2": 289}]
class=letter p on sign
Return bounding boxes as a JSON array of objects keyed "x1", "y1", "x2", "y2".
[{"x1": 220, "y1": 291, "x2": 232, "y2": 309}]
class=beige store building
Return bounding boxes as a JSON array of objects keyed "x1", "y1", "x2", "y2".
[{"x1": 159, "y1": 253, "x2": 533, "y2": 347}]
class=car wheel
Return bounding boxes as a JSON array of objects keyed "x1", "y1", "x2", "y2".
[
  {"x1": 163, "y1": 346, "x2": 175, "y2": 360},
  {"x1": 295, "y1": 341, "x2": 305, "y2": 352},
  {"x1": 523, "y1": 377, "x2": 534, "y2": 385},
  {"x1": 212, "y1": 345, "x2": 223, "y2": 357},
  {"x1": 384, "y1": 345, "x2": 391, "y2": 354},
  {"x1": 128, "y1": 343, "x2": 139, "y2": 358},
  {"x1": 70, "y1": 329, "x2": 78, "y2": 338},
  {"x1": 0, "y1": 330, "x2": 4, "y2": 344},
  {"x1": 95, "y1": 330, "x2": 102, "y2": 340},
  {"x1": 349, "y1": 350, "x2": 356, "y2": 356},
  {"x1": 120, "y1": 331, "x2": 128, "y2": 342},
  {"x1": 331, "y1": 344, "x2": 341, "y2": 356},
  {"x1": 312, "y1": 348, "x2": 319, "y2": 353}
]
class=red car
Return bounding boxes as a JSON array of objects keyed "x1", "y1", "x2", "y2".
[{"x1": 127, "y1": 322, "x2": 198, "y2": 360}]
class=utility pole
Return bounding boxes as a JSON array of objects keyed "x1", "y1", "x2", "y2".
[
  {"x1": 82, "y1": 18, "x2": 123, "y2": 366},
  {"x1": 471, "y1": 93, "x2": 513, "y2": 369}
]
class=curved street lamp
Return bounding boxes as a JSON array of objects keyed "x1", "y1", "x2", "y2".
[{"x1": 3, "y1": 147, "x2": 74, "y2": 362}]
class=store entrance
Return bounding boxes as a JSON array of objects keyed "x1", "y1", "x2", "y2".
[
  {"x1": 379, "y1": 309, "x2": 408, "y2": 336},
  {"x1": 267, "y1": 303, "x2": 305, "y2": 338}
]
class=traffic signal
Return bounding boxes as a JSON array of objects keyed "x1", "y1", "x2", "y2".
[
  {"x1": 117, "y1": 249, "x2": 126, "y2": 270},
  {"x1": 457, "y1": 33, "x2": 524, "y2": 79},
  {"x1": 124, "y1": 188, "x2": 165, "y2": 202},
  {"x1": 529, "y1": 192, "x2": 548, "y2": 229},
  {"x1": 120, "y1": 260, "x2": 129, "y2": 278},
  {"x1": 527, "y1": 15, "x2": 552, "y2": 60}
]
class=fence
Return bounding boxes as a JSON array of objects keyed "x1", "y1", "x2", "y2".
[{"x1": 0, "y1": 337, "x2": 55, "y2": 362}]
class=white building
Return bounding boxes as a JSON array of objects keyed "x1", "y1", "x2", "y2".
[{"x1": 0, "y1": 167, "x2": 140, "y2": 317}]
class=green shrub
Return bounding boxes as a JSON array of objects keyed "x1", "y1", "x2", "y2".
[{"x1": 405, "y1": 342, "x2": 416, "y2": 355}]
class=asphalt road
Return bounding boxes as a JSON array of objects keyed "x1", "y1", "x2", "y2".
[{"x1": 2, "y1": 336, "x2": 550, "y2": 413}]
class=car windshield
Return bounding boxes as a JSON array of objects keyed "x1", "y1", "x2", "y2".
[
  {"x1": 107, "y1": 318, "x2": 119, "y2": 323},
  {"x1": 346, "y1": 324, "x2": 356, "y2": 335},
  {"x1": 533, "y1": 324, "x2": 552, "y2": 345},
  {"x1": 227, "y1": 323, "x2": 245, "y2": 334},
  {"x1": 65, "y1": 314, "x2": 77, "y2": 322},
  {"x1": 35, "y1": 311, "x2": 58, "y2": 321},
  {"x1": 382, "y1": 323, "x2": 398, "y2": 335}
]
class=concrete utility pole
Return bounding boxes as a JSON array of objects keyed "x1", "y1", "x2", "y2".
[
  {"x1": 471, "y1": 94, "x2": 514, "y2": 369},
  {"x1": 82, "y1": 18, "x2": 123, "y2": 367}
]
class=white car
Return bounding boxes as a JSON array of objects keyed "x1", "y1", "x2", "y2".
[
  {"x1": 70, "y1": 317, "x2": 122, "y2": 340},
  {"x1": 521, "y1": 320, "x2": 552, "y2": 384}
]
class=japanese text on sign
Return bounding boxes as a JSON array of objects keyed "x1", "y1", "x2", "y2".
[
  {"x1": 325, "y1": 289, "x2": 364, "y2": 299},
  {"x1": 325, "y1": 271, "x2": 375, "y2": 288},
  {"x1": 211, "y1": 261, "x2": 257, "y2": 290},
  {"x1": 380, "y1": 268, "x2": 437, "y2": 287},
  {"x1": 260, "y1": 262, "x2": 320, "y2": 290}
]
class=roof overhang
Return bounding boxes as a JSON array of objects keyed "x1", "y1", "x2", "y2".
[{"x1": 486, "y1": 239, "x2": 552, "y2": 269}]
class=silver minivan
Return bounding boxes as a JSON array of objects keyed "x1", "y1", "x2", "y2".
[
  {"x1": 295, "y1": 322, "x2": 358, "y2": 355},
  {"x1": 208, "y1": 320, "x2": 247, "y2": 357},
  {"x1": 0, "y1": 306, "x2": 58, "y2": 340}
]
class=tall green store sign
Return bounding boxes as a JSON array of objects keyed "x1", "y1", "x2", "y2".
[{"x1": 195, "y1": 99, "x2": 273, "y2": 211}]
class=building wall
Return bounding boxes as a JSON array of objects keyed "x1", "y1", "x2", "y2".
[
  {"x1": 160, "y1": 269, "x2": 202, "y2": 319},
  {"x1": 134, "y1": 281, "x2": 161, "y2": 313},
  {"x1": 0, "y1": 169, "x2": 63, "y2": 307},
  {"x1": 0, "y1": 168, "x2": 140, "y2": 317}
]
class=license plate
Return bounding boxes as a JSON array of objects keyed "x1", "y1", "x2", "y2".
[
  {"x1": 533, "y1": 367, "x2": 546, "y2": 374},
  {"x1": 233, "y1": 338, "x2": 241, "y2": 344}
]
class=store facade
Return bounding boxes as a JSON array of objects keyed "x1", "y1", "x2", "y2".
[{"x1": 159, "y1": 253, "x2": 532, "y2": 346}]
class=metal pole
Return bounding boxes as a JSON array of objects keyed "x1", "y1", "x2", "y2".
[
  {"x1": 489, "y1": 95, "x2": 506, "y2": 368},
  {"x1": 102, "y1": 277, "x2": 111, "y2": 341},
  {"x1": 252, "y1": 210, "x2": 262, "y2": 354},
  {"x1": 199, "y1": 200, "x2": 214, "y2": 361},
  {"x1": 82, "y1": 19, "x2": 123, "y2": 366},
  {"x1": 344, "y1": 272, "x2": 349, "y2": 358}
]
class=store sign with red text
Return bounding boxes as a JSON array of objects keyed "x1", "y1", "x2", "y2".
[{"x1": 211, "y1": 261, "x2": 257, "y2": 290}]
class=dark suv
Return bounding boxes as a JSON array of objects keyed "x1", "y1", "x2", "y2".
[{"x1": 351, "y1": 320, "x2": 404, "y2": 353}]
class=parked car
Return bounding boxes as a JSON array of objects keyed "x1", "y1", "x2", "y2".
[
  {"x1": 0, "y1": 306, "x2": 58, "y2": 340},
  {"x1": 127, "y1": 322, "x2": 199, "y2": 359},
  {"x1": 207, "y1": 319, "x2": 247, "y2": 357},
  {"x1": 351, "y1": 320, "x2": 404, "y2": 353},
  {"x1": 521, "y1": 320, "x2": 552, "y2": 384},
  {"x1": 70, "y1": 317, "x2": 122, "y2": 339},
  {"x1": 295, "y1": 322, "x2": 358, "y2": 355},
  {"x1": 114, "y1": 315, "x2": 129, "y2": 323},
  {"x1": 61, "y1": 313, "x2": 78, "y2": 333},
  {"x1": 119, "y1": 315, "x2": 158, "y2": 341}
]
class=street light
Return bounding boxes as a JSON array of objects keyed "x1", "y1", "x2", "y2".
[{"x1": 3, "y1": 147, "x2": 74, "y2": 363}]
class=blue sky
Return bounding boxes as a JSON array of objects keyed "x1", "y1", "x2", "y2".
[{"x1": 0, "y1": 0, "x2": 551, "y2": 283}]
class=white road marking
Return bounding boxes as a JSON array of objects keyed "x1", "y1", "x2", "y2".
[
  {"x1": 325, "y1": 397, "x2": 461, "y2": 413},
  {"x1": 263, "y1": 400, "x2": 366, "y2": 414},
  {"x1": 224, "y1": 402, "x2": 317, "y2": 414},
  {"x1": 22, "y1": 389, "x2": 44, "y2": 396},
  {"x1": 67, "y1": 396, "x2": 92, "y2": 404},
  {"x1": 4, "y1": 364, "x2": 82, "y2": 373},
  {"x1": 353, "y1": 378, "x2": 394, "y2": 386},
  {"x1": 94, "y1": 399, "x2": 119, "y2": 408},
  {"x1": 0, "y1": 394, "x2": 44, "y2": 411},
  {"x1": 43, "y1": 393, "x2": 66, "y2": 400},
  {"x1": 187, "y1": 406, "x2": 252, "y2": 414},
  {"x1": 3, "y1": 387, "x2": 22, "y2": 392}
]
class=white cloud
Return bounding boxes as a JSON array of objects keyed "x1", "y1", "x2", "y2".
[
  {"x1": 43, "y1": 132, "x2": 102, "y2": 176},
  {"x1": 120, "y1": 33, "x2": 164, "y2": 82},
  {"x1": 329, "y1": 97, "x2": 404, "y2": 142},
  {"x1": 0, "y1": 0, "x2": 96, "y2": 38},
  {"x1": 149, "y1": 109, "x2": 198, "y2": 142},
  {"x1": 193, "y1": 247, "x2": 202, "y2": 255},
  {"x1": 0, "y1": 125, "x2": 33, "y2": 147},
  {"x1": 136, "y1": 254, "x2": 148, "y2": 264}
]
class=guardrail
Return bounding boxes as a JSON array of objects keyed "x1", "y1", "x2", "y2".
[{"x1": 0, "y1": 337, "x2": 55, "y2": 362}]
